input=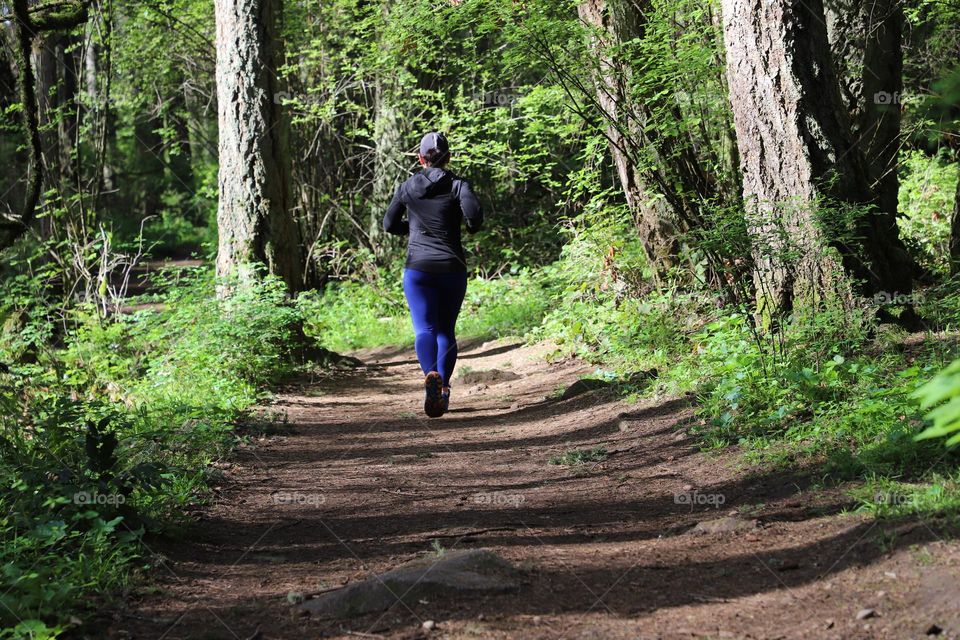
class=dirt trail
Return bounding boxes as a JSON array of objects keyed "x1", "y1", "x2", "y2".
[{"x1": 115, "y1": 339, "x2": 960, "y2": 640}]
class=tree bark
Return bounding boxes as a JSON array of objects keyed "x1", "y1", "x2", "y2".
[
  {"x1": 371, "y1": 76, "x2": 403, "y2": 257},
  {"x1": 214, "y1": 0, "x2": 302, "y2": 292},
  {"x1": 577, "y1": 0, "x2": 682, "y2": 281},
  {"x1": 825, "y1": 0, "x2": 904, "y2": 233},
  {"x1": 721, "y1": 0, "x2": 916, "y2": 316},
  {"x1": 1, "y1": 0, "x2": 43, "y2": 250}
]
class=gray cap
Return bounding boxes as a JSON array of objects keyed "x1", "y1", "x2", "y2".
[{"x1": 419, "y1": 131, "x2": 450, "y2": 160}]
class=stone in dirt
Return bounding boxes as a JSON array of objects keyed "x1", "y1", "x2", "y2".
[
  {"x1": 296, "y1": 549, "x2": 519, "y2": 619},
  {"x1": 560, "y1": 378, "x2": 611, "y2": 400},
  {"x1": 561, "y1": 370, "x2": 658, "y2": 400},
  {"x1": 688, "y1": 517, "x2": 758, "y2": 535}
]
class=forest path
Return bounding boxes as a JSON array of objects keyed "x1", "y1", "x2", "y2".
[{"x1": 115, "y1": 339, "x2": 960, "y2": 640}]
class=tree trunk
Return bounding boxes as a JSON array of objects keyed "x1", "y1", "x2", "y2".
[
  {"x1": 82, "y1": 26, "x2": 116, "y2": 197},
  {"x1": 133, "y1": 107, "x2": 165, "y2": 218},
  {"x1": 167, "y1": 85, "x2": 196, "y2": 216},
  {"x1": 825, "y1": 0, "x2": 904, "y2": 232},
  {"x1": 951, "y1": 173, "x2": 960, "y2": 276},
  {"x1": 214, "y1": 0, "x2": 302, "y2": 292},
  {"x1": 577, "y1": 0, "x2": 682, "y2": 281},
  {"x1": 371, "y1": 77, "x2": 402, "y2": 257},
  {"x1": 1, "y1": 0, "x2": 43, "y2": 250},
  {"x1": 721, "y1": 0, "x2": 916, "y2": 317},
  {"x1": 32, "y1": 32, "x2": 79, "y2": 194}
]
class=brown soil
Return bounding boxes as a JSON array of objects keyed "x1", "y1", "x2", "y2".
[{"x1": 112, "y1": 339, "x2": 960, "y2": 640}]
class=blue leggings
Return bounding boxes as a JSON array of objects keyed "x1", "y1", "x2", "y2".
[{"x1": 403, "y1": 268, "x2": 468, "y2": 387}]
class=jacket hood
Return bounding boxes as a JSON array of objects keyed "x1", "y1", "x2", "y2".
[{"x1": 407, "y1": 167, "x2": 452, "y2": 199}]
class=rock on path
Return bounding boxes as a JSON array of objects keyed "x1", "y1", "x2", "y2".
[{"x1": 296, "y1": 549, "x2": 519, "y2": 619}]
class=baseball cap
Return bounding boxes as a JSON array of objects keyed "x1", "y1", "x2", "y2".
[{"x1": 419, "y1": 131, "x2": 450, "y2": 160}]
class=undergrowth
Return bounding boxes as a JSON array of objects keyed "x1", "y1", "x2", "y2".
[{"x1": 0, "y1": 268, "x2": 308, "y2": 637}]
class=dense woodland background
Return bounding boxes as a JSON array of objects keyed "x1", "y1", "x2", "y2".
[{"x1": 1, "y1": 0, "x2": 960, "y2": 635}]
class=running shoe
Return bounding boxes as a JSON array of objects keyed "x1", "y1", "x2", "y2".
[
  {"x1": 424, "y1": 371, "x2": 444, "y2": 418},
  {"x1": 440, "y1": 388, "x2": 451, "y2": 415}
]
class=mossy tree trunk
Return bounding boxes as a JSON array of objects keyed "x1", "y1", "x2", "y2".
[{"x1": 577, "y1": 0, "x2": 681, "y2": 282}]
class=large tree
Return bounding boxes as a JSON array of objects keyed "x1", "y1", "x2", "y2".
[
  {"x1": 214, "y1": 0, "x2": 302, "y2": 292},
  {"x1": 721, "y1": 0, "x2": 916, "y2": 317},
  {"x1": 825, "y1": 0, "x2": 904, "y2": 233}
]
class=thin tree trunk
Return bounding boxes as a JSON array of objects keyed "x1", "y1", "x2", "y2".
[
  {"x1": 83, "y1": 20, "x2": 117, "y2": 198},
  {"x1": 214, "y1": 0, "x2": 302, "y2": 292},
  {"x1": 951, "y1": 173, "x2": 960, "y2": 276},
  {"x1": 371, "y1": 77, "x2": 402, "y2": 257},
  {"x1": 32, "y1": 32, "x2": 79, "y2": 196},
  {"x1": 578, "y1": 0, "x2": 681, "y2": 281},
  {"x1": 721, "y1": 0, "x2": 916, "y2": 317}
]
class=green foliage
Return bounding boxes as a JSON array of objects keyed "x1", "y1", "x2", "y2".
[
  {"x1": 854, "y1": 473, "x2": 960, "y2": 519},
  {"x1": 299, "y1": 274, "x2": 409, "y2": 352},
  {"x1": 0, "y1": 621, "x2": 63, "y2": 640},
  {"x1": 301, "y1": 268, "x2": 551, "y2": 352},
  {"x1": 0, "y1": 269, "x2": 311, "y2": 631},
  {"x1": 898, "y1": 151, "x2": 959, "y2": 273},
  {"x1": 458, "y1": 271, "x2": 552, "y2": 340},
  {"x1": 915, "y1": 358, "x2": 960, "y2": 446}
]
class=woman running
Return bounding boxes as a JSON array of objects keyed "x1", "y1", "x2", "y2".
[{"x1": 383, "y1": 132, "x2": 483, "y2": 418}]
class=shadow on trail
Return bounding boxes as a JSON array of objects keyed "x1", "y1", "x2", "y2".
[
  {"x1": 262, "y1": 395, "x2": 693, "y2": 465},
  {"x1": 118, "y1": 348, "x2": 959, "y2": 639},
  {"x1": 143, "y1": 455, "x2": 954, "y2": 635},
  {"x1": 179, "y1": 464, "x2": 851, "y2": 558}
]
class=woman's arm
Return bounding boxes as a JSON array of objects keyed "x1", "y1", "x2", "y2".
[
  {"x1": 458, "y1": 179, "x2": 483, "y2": 233},
  {"x1": 383, "y1": 185, "x2": 409, "y2": 235}
]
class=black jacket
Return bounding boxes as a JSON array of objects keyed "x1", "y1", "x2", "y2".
[{"x1": 383, "y1": 167, "x2": 483, "y2": 273}]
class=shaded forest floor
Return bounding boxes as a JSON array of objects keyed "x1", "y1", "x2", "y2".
[{"x1": 111, "y1": 339, "x2": 960, "y2": 640}]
